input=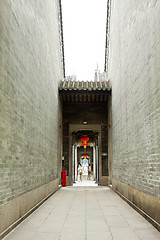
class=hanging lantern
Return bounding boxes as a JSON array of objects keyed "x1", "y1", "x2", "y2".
[
  {"x1": 81, "y1": 137, "x2": 89, "y2": 142},
  {"x1": 83, "y1": 154, "x2": 87, "y2": 159},
  {"x1": 81, "y1": 136, "x2": 89, "y2": 149},
  {"x1": 82, "y1": 142, "x2": 88, "y2": 148}
]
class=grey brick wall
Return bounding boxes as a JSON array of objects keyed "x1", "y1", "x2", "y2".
[
  {"x1": 108, "y1": 1, "x2": 160, "y2": 198},
  {"x1": 0, "y1": 0, "x2": 63, "y2": 204}
]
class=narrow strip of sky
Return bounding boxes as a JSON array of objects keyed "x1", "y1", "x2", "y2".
[{"x1": 62, "y1": 0, "x2": 107, "y2": 81}]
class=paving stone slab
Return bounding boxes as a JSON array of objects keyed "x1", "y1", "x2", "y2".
[{"x1": 3, "y1": 185, "x2": 160, "y2": 240}]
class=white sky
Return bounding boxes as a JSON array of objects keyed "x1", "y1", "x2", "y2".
[{"x1": 61, "y1": 0, "x2": 107, "y2": 81}]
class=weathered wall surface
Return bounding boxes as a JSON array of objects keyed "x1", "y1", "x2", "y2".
[
  {"x1": 108, "y1": 1, "x2": 160, "y2": 223},
  {"x1": 0, "y1": 0, "x2": 63, "y2": 223}
]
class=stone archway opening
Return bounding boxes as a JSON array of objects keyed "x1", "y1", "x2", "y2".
[{"x1": 71, "y1": 130, "x2": 99, "y2": 184}]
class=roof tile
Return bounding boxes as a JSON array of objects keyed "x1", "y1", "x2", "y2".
[{"x1": 59, "y1": 80, "x2": 111, "y2": 91}]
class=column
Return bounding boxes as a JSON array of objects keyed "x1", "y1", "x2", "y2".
[
  {"x1": 95, "y1": 133, "x2": 99, "y2": 184},
  {"x1": 93, "y1": 145, "x2": 96, "y2": 180},
  {"x1": 72, "y1": 133, "x2": 75, "y2": 183},
  {"x1": 75, "y1": 145, "x2": 77, "y2": 181}
]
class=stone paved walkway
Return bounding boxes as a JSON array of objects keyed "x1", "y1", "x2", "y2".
[
  {"x1": 73, "y1": 180, "x2": 98, "y2": 187},
  {"x1": 4, "y1": 182, "x2": 160, "y2": 240}
]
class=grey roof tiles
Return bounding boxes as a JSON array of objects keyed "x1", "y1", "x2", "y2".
[{"x1": 59, "y1": 80, "x2": 111, "y2": 91}]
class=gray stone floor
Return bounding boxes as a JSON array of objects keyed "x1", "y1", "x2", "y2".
[{"x1": 4, "y1": 182, "x2": 160, "y2": 240}]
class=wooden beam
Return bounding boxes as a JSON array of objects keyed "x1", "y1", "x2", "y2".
[
  {"x1": 67, "y1": 94, "x2": 70, "y2": 102},
  {"x1": 96, "y1": 95, "x2": 99, "y2": 102},
  {"x1": 104, "y1": 94, "x2": 108, "y2": 101},
  {"x1": 63, "y1": 94, "x2": 66, "y2": 102},
  {"x1": 71, "y1": 94, "x2": 74, "y2": 102},
  {"x1": 75, "y1": 95, "x2": 78, "y2": 102},
  {"x1": 79, "y1": 95, "x2": 82, "y2": 102},
  {"x1": 100, "y1": 94, "x2": 104, "y2": 102}
]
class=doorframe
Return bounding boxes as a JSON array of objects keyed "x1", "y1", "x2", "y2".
[{"x1": 68, "y1": 124, "x2": 102, "y2": 185}]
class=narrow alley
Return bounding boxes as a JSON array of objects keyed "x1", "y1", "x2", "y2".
[
  {"x1": 4, "y1": 184, "x2": 160, "y2": 240},
  {"x1": 0, "y1": 0, "x2": 160, "y2": 239}
]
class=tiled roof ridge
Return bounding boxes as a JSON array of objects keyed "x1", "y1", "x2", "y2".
[{"x1": 59, "y1": 80, "x2": 111, "y2": 91}]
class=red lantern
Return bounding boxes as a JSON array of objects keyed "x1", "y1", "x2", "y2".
[
  {"x1": 81, "y1": 136, "x2": 89, "y2": 149},
  {"x1": 81, "y1": 137, "x2": 89, "y2": 142},
  {"x1": 83, "y1": 154, "x2": 87, "y2": 159},
  {"x1": 82, "y1": 142, "x2": 88, "y2": 146}
]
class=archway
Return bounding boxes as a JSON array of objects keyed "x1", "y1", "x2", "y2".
[
  {"x1": 72, "y1": 130, "x2": 97, "y2": 184},
  {"x1": 70, "y1": 126, "x2": 101, "y2": 185}
]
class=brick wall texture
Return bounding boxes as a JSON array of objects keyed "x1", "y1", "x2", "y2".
[
  {"x1": 108, "y1": 1, "x2": 160, "y2": 198},
  {"x1": 0, "y1": 0, "x2": 63, "y2": 205}
]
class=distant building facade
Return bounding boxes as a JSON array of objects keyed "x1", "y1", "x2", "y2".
[
  {"x1": 94, "y1": 64, "x2": 107, "y2": 82},
  {"x1": 65, "y1": 74, "x2": 77, "y2": 81}
]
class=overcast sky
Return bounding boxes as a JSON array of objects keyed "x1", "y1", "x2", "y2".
[{"x1": 61, "y1": 0, "x2": 107, "y2": 81}]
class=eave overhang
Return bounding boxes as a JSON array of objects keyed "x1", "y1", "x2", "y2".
[{"x1": 59, "y1": 80, "x2": 111, "y2": 103}]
